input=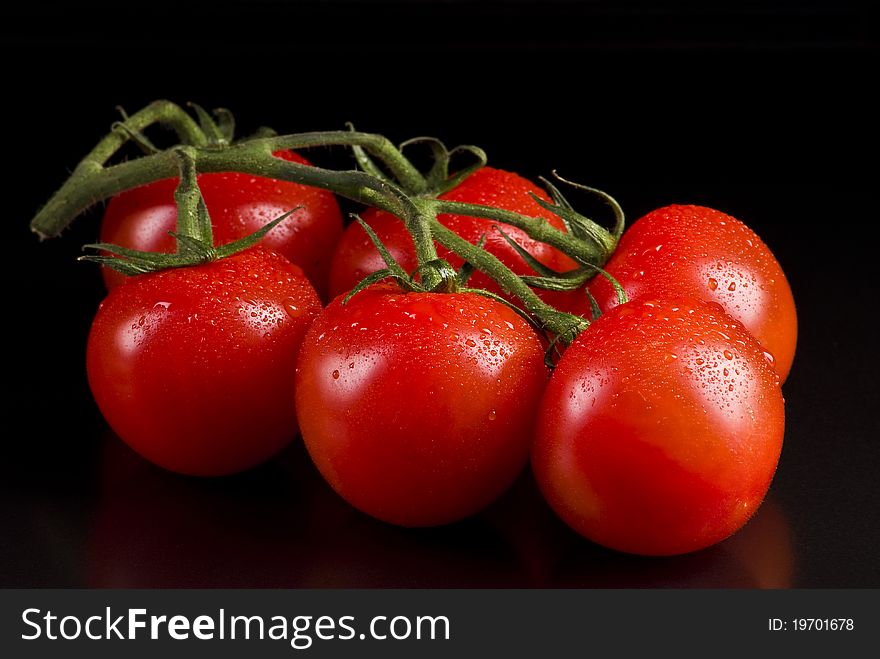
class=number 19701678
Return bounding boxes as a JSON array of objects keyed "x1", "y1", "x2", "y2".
[{"x1": 769, "y1": 618, "x2": 854, "y2": 631}]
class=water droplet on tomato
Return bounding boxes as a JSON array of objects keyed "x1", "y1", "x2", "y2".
[
  {"x1": 723, "y1": 368, "x2": 729, "y2": 376},
  {"x1": 707, "y1": 277, "x2": 718, "y2": 291},
  {"x1": 727, "y1": 281, "x2": 737, "y2": 291},
  {"x1": 331, "y1": 370, "x2": 340, "y2": 380},
  {"x1": 465, "y1": 338, "x2": 476, "y2": 347},
  {"x1": 723, "y1": 350, "x2": 734, "y2": 360},
  {"x1": 488, "y1": 409, "x2": 497, "y2": 421},
  {"x1": 763, "y1": 351, "x2": 776, "y2": 367},
  {"x1": 663, "y1": 353, "x2": 678, "y2": 363}
]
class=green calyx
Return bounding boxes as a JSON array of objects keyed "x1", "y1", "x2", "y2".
[
  {"x1": 342, "y1": 220, "x2": 555, "y2": 342},
  {"x1": 342, "y1": 218, "x2": 463, "y2": 304},
  {"x1": 186, "y1": 103, "x2": 236, "y2": 146},
  {"x1": 80, "y1": 148, "x2": 296, "y2": 276},
  {"x1": 111, "y1": 102, "x2": 249, "y2": 152},
  {"x1": 348, "y1": 124, "x2": 488, "y2": 198}
]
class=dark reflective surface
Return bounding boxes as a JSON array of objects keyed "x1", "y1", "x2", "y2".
[
  {"x1": 12, "y1": 431, "x2": 795, "y2": 589},
  {"x1": 2, "y1": 0, "x2": 878, "y2": 588}
]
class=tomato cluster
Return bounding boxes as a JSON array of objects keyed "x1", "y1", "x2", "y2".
[{"x1": 43, "y1": 117, "x2": 795, "y2": 558}]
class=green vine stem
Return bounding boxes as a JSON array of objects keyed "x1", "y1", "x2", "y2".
[
  {"x1": 428, "y1": 199, "x2": 604, "y2": 265},
  {"x1": 33, "y1": 134, "x2": 433, "y2": 238},
  {"x1": 94, "y1": 101, "x2": 209, "y2": 160},
  {"x1": 347, "y1": 192, "x2": 590, "y2": 342},
  {"x1": 31, "y1": 102, "x2": 603, "y2": 272},
  {"x1": 79, "y1": 149, "x2": 303, "y2": 276},
  {"x1": 28, "y1": 102, "x2": 616, "y2": 343},
  {"x1": 427, "y1": 219, "x2": 590, "y2": 342},
  {"x1": 31, "y1": 132, "x2": 608, "y2": 271},
  {"x1": 349, "y1": 129, "x2": 488, "y2": 197},
  {"x1": 32, "y1": 101, "x2": 430, "y2": 239}
]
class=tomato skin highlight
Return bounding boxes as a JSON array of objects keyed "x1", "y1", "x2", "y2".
[
  {"x1": 327, "y1": 167, "x2": 583, "y2": 311},
  {"x1": 99, "y1": 150, "x2": 343, "y2": 298},
  {"x1": 532, "y1": 297, "x2": 785, "y2": 556},
  {"x1": 295, "y1": 285, "x2": 549, "y2": 527},
  {"x1": 588, "y1": 204, "x2": 797, "y2": 381},
  {"x1": 86, "y1": 247, "x2": 323, "y2": 477}
]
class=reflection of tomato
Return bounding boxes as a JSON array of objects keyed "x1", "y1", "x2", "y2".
[
  {"x1": 295, "y1": 284, "x2": 548, "y2": 527},
  {"x1": 87, "y1": 432, "x2": 309, "y2": 588},
  {"x1": 86, "y1": 247, "x2": 322, "y2": 476},
  {"x1": 542, "y1": 496, "x2": 793, "y2": 588},
  {"x1": 723, "y1": 497, "x2": 793, "y2": 588},
  {"x1": 87, "y1": 433, "x2": 792, "y2": 588},
  {"x1": 87, "y1": 432, "x2": 524, "y2": 588},
  {"x1": 533, "y1": 297, "x2": 785, "y2": 556},
  {"x1": 589, "y1": 205, "x2": 797, "y2": 381},
  {"x1": 292, "y1": 476, "x2": 525, "y2": 588},
  {"x1": 100, "y1": 150, "x2": 343, "y2": 297},
  {"x1": 327, "y1": 167, "x2": 582, "y2": 310},
  {"x1": 479, "y1": 467, "x2": 577, "y2": 586}
]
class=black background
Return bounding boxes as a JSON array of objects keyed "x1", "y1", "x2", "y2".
[{"x1": 2, "y1": 1, "x2": 878, "y2": 588}]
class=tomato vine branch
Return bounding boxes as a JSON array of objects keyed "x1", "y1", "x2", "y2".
[
  {"x1": 31, "y1": 130, "x2": 428, "y2": 240},
  {"x1": 428, "y1": 220, "x2": 590, "y2": 342},
  {"x1": 28, "y1": 100, "x2": 617, "y2": 342}
]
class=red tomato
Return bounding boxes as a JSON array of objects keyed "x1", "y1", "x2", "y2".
[
  {"x1": 294, "y1": 285, "x2": 549, "y2": 527},
  {"x1": 327, "y1": 167, "x2": 583, "y2": 310},
  {"x1": 99, "y1": 150, "x2": 343, "y2": 297},
  {"x1": 532, "y1": 297, "x2": 785, "y2": 556},
  {"x1": 86, "y1": 247, "x2": 322, "y2": 476},
  {"x1": 588, "y1": 205, "x2": 797, "y2": 381}
]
